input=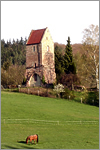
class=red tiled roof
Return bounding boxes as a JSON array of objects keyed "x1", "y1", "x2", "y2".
[{"x1": 26, "y1": 28, "x2": 47, "y2": 45}]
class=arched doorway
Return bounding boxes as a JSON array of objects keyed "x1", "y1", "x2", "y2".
[{"x1": 30, "y1": 74, "x2": 41, "y2": 87}]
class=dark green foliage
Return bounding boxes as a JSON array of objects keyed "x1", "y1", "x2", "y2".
[
  {"x1": 1, "y1": 38, "x2": 26, "y2": 67},
  {"x1": 1, "y1": 38, "x2": 26, "y2": 87},
  {"x1": 3, "y1": 60, "x2": 11, "y2": 71},
  {"x1": 54, "y1": 46, "x2": 65, "y2": 82},
  {"x1": 54, "y1": 37, "x2": 77, "y2": 85},
  {"x1": 82, "y1": 91, "x2": 99, "y2": 107},
  {"x1": 42, "y1": 75, "x2": 46, "y2": 84},
  {"x1": 22, "y1": 77, "x2": 27, "y2": 85},
  {"x1": 81, "y1": 89, "x2": 99, "y2": 107},
  {"x1": 64, "y1": 37, "x2": 76, "y2": 74}
]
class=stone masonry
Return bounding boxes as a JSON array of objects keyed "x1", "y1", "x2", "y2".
[{"x1": 25, "y1": 27, "x2": 56, "y2": 87}]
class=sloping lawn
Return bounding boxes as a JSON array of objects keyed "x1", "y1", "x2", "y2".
[{"x1": 1, "y1": 91, "x2": 99, "y2": 149}]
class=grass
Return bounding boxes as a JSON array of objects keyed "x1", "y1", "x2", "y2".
[{"x1": 1, "y1": 91, "x2": 99, "y2": 149}]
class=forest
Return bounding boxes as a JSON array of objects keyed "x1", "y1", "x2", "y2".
[{"x1": 1, "y1": 24, "x2": 99, "y2": 90}]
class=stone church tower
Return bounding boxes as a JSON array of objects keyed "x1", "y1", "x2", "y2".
[{"x1": 25, "y1": 27, "x2": 56, "y2": 87}]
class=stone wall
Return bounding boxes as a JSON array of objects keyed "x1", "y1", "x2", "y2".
[
  {"x1": 41, "y1": 28, "x2": 56, "y2": 83},
  {"x1": 26, "y1": 43, "x2": 42, "y2": 68},
  {"x1": 26, "y1": 27, "x2": 56, "y2": 86},
  {"x1": 41, "y1": 28, "x2": 55, "y2": 65}
]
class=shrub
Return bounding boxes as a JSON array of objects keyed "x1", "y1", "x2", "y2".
[
  {"x1": 81, "y1": 89, "x2": 88, "y2": 104},
  {"x1": 82, "y1": 90, "x2": 99, "y2": 106},
  {"x1": 42, "y1": 75, "x2": 46, "y2": 84},
  {"x1": 53, "y1": 84, "x2": 65, "y2": 98},
  {"x1": 62, "y1": 88, "x2": 75, "y2": 100},
  {"x1": 22, "y1": 77, "x2": 26, "y2": 85},
  {"x1": 1, "y1": 65, "x2": 26, "y2": 86},
  {"x1": 86, "y1": 91, "x2": 99, "y2": 106}
]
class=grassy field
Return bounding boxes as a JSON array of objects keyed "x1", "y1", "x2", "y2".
[{"x1": 1, "y1": 91, "x2": 99, "y2": 149}]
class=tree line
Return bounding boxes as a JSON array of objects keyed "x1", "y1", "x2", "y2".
[
  {"x1": 1, "y1": 37, "x2": 26, "y2": 67},
  {"x1": 1, "y1": 37, "x2": 27, "y2": 87},
  {"x1": 1, "y1": 24, "x2": 99, "y2": 90},
  {"x1": 55, "y1": 24, "x2": 99, "y2": 89},
  {"x1": 54, "y1": 36, "x2": 80, "y2": 89}
]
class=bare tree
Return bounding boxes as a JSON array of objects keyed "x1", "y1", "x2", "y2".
[{"x1": 76, "y1": 24, "x2": 99, "y2": 89}]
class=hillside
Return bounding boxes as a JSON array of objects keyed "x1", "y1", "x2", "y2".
[
  {"x1": 54, "y1": 42, "x2": 83, "y2": 55},
  {"x1": 1, "y1": 91, "x2": 99, "y2": 149},
  {"x1": 72, "y1": 43, "x2": 83, "y2": 55}
]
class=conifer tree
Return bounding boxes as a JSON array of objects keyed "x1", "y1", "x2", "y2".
[
  {"x1": 55, "y1": 45, "x2": 65, "y2": 82},
  {"x1": 64, "y1": 37, "x2": 76, "y2": 74}
]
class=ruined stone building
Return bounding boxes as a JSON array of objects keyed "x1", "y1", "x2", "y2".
[{"x1": 25, "y1": 27, "x2": 56, "y2": 87}]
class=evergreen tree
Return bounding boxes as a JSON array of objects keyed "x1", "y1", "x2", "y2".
[
  {"x1": 3, "y1": 59, "x2": 11, "y2": 71},
  {"x1": 1, "y1": 38, "x2": 26, "y2": 66},
  {"x1": 64, "y1": 37, "x2": 76, "y2": 74},
  {"x1": 55, "y1": 46, "x2": 65, "y2": 82}
]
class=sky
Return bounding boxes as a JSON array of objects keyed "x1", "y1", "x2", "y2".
[{"x1": 1, "y1": 1, "x2": 99, "y2": 45}]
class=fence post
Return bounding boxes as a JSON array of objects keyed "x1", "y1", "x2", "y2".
[
  {"x1": 38, "y1": 90, "x2": 39, "y2": 96},
  {"x1": 81, "y1": 98, "x2": 82, "y2": 103},
  {"x1": 28, "y1": 88, "x2": 29, "y2": 94},
  {"x1": 18, "y1": 85, "x2": 21, "y2": 92},
  {"x1": 92, "y1": 100, "x2": 94, "y2": 105}
]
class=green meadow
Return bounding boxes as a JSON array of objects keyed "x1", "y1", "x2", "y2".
[{"x1": 1, "y1": 91, "x2": 99, "y2": 149}]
